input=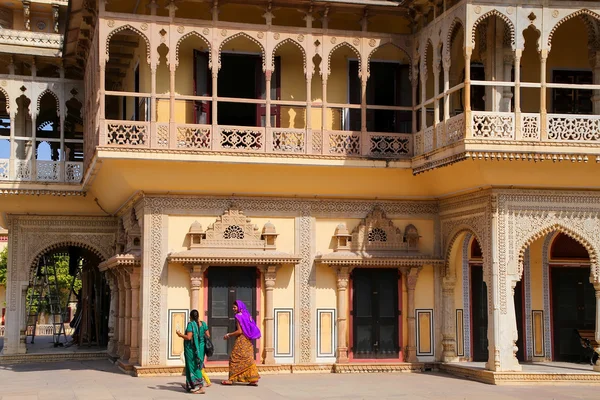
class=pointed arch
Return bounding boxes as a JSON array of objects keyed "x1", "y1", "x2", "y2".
[
  {"x1": 420, "y1": 39, "x2": 435, "y2": 76},
  {"x1": 218, "y1": 32, "x2": 266, "y2": 71},
  {"x1": 548, "y1": 9, "x2": 600, "y2": 49},
  {"x1": 367, "y1": 42, "x2": 411, "y2": 76},
  {"x1": 327, "y1": 41, "x2": 361, "y2": 78},
  {"x1": 272, "y1": 38, "x2": 307, "y2": 75},
  {"x1": 176, "y1": 30, "x2": 212, "y2": 68},
  {"x1": 36, "y1": 89, "x2": 60, "y2": 117},
  {"x1": 517, "y1": 223, "x2": 598, "y2": 281},
  {"x1": 105, "y1": 24, "x2": 151, "y2": 65},
  {"x1": 0, "y1": 86, "x2": 9, "y2": 114},
  {"x1": 444, "y1": 225, "x2": 485, "y2": 277},
  {"x1": 28, "y1": 240, "x2": 108, "y2": 272},
  {"x1": 471, "y1": 10, "x2": 515, "y2": 48},
  {"x1": 445, "y1": 17, "x2": 464, "y2": 59}
]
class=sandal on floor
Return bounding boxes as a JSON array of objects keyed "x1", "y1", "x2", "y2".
[
  {"x1": 221, "y1": 381, "x2": 233, "y2": 385},
  {"x1": 249, "y1": 382, "x2": 258, "y2": 387}
]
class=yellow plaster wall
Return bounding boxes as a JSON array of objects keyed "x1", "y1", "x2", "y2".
[
  {"x1": 415, "y1": 264, "x2": 434, "y2": 310},
  {"x1": 528, "y1": 237, "x2": 544, "y2": 311},
  {"x1": 167, "y1": 263, "x2": 191, "y2": 311}
]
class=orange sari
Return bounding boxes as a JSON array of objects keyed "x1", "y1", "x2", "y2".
[{"x1": 228, "y1": 335, "x2": 260, "y2": 383}]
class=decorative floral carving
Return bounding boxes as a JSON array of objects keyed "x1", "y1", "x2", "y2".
[
  {"x1": 297, "y1": 34, "x2": 304, "y2": 42},
  {"x1": 140, "y1": 23, "x2": 148, "y2": 31},
  {"x1": 273, "y1": 32, "x2": 280, "y2": 40},
  {"x1": 369, "y1": 39, "x2": 376, "y2": 47},
  {"x1": 177, "y1": 26, "x2": 184, "y2": 34},
  {"x1": 107, "y1": 20, "x2": 115, "y2": 27}
]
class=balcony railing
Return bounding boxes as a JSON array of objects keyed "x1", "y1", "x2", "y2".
[
  {"x1": 0, "y1": 160, "x2": 83, "y2": 183},
  {"x1": 0, "y1": 29, "x2": 63, "y2": 51},
  {"x1": 101, "y1": 121, "x2": 413, "y2": 159}
]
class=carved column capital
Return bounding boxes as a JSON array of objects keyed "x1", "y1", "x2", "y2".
[
  {"x1": 336, "y1": 267, "x2": 350, "y2": 290},
  {"x1": 264, "y1": 265, "x2": 277, "y2": 288},
  {"x1": 189, "y1": 265, "x2": 207, "y2": 288},
  {"x1": 406, "y1": 267, "x2": 421, "y2": 290}
]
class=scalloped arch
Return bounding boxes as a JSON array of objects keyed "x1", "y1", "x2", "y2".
[
  {"x1": 218, "y1": 32, "x2": 266, "y2": 71},
  {"x1": 367, "y1": 42, "x2": 411, "y2": 75},
  {"x1": 517, "y1": 223, "x2": 598, "y2": 281},
  {"x1": 421, "y1": 39, "x2": 435, "y2": 75},
  {"x1": 0, "y1": 86, "x2": 9, "y2": 114},
  {"x1": 471, "y1": 10, "x2": 515, "y2": 48},
  {"x1": 327, "y1": 42, "x2": 361, "y2": 78},
  {"x1": 272, "y1": 38, "x2": 307, "y2": 75},
  {"x1": 445, "y1": 18, "x2": 464, "y2": 59},
  {"x1": 547, "y1": 9, "x2": 600, "y2": 48},
  {"x1": 28, "y1": 240, "x2": 107, "y2": 272},
  {"x1": 36, "y1": 89, "x2": 60, "y2": 117},
  {"x1": 444, "y1": 225, "x2": 485, "y2": 277},
  {"x1": 176, "y1": 31, "x2": 212, "y2": 68},
  {"x1": 105, "y1": 24, "x2": 151, "y2": 65}
]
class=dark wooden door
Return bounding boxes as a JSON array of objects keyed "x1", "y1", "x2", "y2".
[
  {"x1": 551, "y1": 267, "x2": 596, "y2": 362},
  {"x1": 352, "y1": 269, "x2": 399, "y2": 359},
  {"x1": 514, "y1": 280, "x2": 525, "y2": 362},
  {"x1": 471, "y1": 264, "x2": 488, "y2": 362},
  {"x1": 207, "y1": 267, "x2": 256, "y2": 361},
  {"x1": 193, "y1": 50, "x2": 211, "y2": 124}
]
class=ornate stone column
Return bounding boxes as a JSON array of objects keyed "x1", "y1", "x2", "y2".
[
  {"x1": 189, "y1": 265, "x2": 206, "y2": 312},
  {"x1": 117, "y1": 270, "x2": 126, "y2": 358},
  {"x1": 594, "y1": 282, "x2": 600, "y2": 372},
  {"x1": 442, "y1": 276, "x2": 458, "y2": 362},
  {"x1": 263, "y1": 265, "x2": 277, "y2": 364},
  {"x1": 406, "y1": 267, "x2": 420, "y2": 363},
  {"x1": 106, "y1": 271, "x2": 119, "y2": 356},
  {"x1": 123, "y1": 270, "x2": 132, "y2": 361},
  {"x1": 128, "y1": 268, "x2": 141, "y2": 365},
  {"x1": 335, "y1": 267, "x2": 350, "y2": 363}
]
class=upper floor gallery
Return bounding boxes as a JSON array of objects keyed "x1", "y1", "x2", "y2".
[{"x1": 1, "y1": 0, "x2": 600, "y2": 184}]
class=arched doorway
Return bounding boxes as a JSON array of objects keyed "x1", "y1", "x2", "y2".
[
  {"x1": 26, "y1": 245, "x2": 110, "y2": 349},
  {"x1": 468, "y1": 237, "x2": 487, "y2": 362},
  {"x1": 549, "y1": 233, "x2": 596, "y2": 362}
]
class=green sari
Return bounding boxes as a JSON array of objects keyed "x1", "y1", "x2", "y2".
[{"x1": 184, "y1": 320, "x2": 207, "y2": 392}]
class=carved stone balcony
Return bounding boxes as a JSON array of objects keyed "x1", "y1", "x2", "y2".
[
  {"x1": 0, "y1": 160, "x2": 83, "y2": 183},
  {"x1": 101, "y1": 121, "x2": 413, "y2": 160},
  {"x1": 0, "y1": 29, "x2": 63, "y2": 56},
  {"x1": 413, "y1": 111, "x2": 600, "y2": 172}
]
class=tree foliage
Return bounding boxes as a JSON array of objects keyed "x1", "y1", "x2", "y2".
[
  {"x1": 26, "y1": 255, "x2": 82, "y2": 317},
  {"x1": 0, "y1": 247, "x2": 7, "y2": 286}
]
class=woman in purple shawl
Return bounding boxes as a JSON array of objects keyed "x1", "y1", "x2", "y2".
[{"x1": 221, "y1": 300, "x2": 261, "y2": 386}]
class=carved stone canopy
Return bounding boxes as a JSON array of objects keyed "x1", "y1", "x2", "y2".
[
  {"x1": 173, "y1": 207, "x2": 299, "y2": 266},
  {"x1": 98, "y1": 250, "x2": 141, "y2": 272},
  {"x1": 318, "y1": 206, "x2": 438, "y2": 267},
  {"x1": 186, "y1": 208, "x2": 278, "y2": 251},
  {"x1": 332, "y1": 206, "x2": 421, "y2": 252}
]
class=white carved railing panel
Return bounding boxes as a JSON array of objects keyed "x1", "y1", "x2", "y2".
[
  {"x1": 368, "y1": 133, "x2": 411, "y2": 157},
  {"x1": 65, "y1": 162, "x2": 83, "y2": 183},
  {"x1": 0, "y1": 159, "x2": 9, "y2": 180},
  {"x1": 16, "y1": 160, "x2": 31, "y2": 180},
  {"x1": 177, "y1": 124, "x2": 211, "y2": 149},
  {"x1": 271, "y1": 129, "x2": 306, "y2": 154},
  {"x1": 106, "y1": 121, "x2": 149, "y2": 147},
  {"x1": 23, "y1": 324, "x2": 74, "y2": 336},
  {"x1": 414, "y1": 131, "x2": 423, "y2": 156},
  {"x1": 446, "y1": 114, "x2": 465, "y2": 145},
  {"x1": 37, "y1": 161, "x2": 61, "y2": 182},
  {"x1": 423, "y1": 126, "x2": 434, "y2": 153},
  {"x1": 327, "y1": 131, "x2": 360, "y2": 156},
  {"x1": 547, "y1": 114, "x2": 600, "y2": 142},
  {"x1": 219, "y1": 126, "x2": 264, "y2": 152},
  {"x1": 521, "y1": 113, "x2": 541, "y2": 141},
  {"x1": 471, "y1": 111, "x2": 515, "y2": 139},
  {"x1": 157, "y1": 123, "x2": 169, "y2": 147}
]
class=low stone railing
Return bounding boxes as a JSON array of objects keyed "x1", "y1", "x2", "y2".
[
  {"x1": 102, "y1": 121, "x2": 413, "y2": 159},
  {"x1": 0, "y1": 159, "x2": 83, "y2": 183}
]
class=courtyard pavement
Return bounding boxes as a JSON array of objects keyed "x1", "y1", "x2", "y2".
[{"x1": 0, "y1": 360, "x2": 599, "y2": 399}]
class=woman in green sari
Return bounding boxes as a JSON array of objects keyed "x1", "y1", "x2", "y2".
[{"x1": 176, "y1": 309, "x2": 210, "y2": 394}]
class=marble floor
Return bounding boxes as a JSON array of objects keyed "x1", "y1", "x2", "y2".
[{"x1": 0, "y1": 360, "x2": 599, "y2": 399}]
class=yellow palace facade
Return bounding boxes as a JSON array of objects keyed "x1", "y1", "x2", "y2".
[{"x1": 1, "y1": 0, "x2": 600, "y2": 376}]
